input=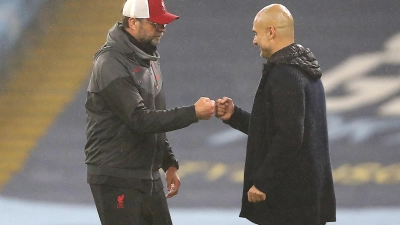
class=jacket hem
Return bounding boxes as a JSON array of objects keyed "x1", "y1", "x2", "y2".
[{"x1": 87, "y1": 164, "x2": 161, "y2": 180}]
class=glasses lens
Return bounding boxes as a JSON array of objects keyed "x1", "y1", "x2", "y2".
[
  {"x1": 147, "y1": 20, "x2": 166, "y2": 29},
  {"x1": 155, "y1": 23, "x2": 166, "y2": 29}
]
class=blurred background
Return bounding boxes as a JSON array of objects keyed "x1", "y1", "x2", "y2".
[{"x1": 0, "y1": 0, "x2": 399, "y2": 224}]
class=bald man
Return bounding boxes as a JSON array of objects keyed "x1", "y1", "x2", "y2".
[{"x1": 216, "y1": 4, "x2": 336, "y2": 225}]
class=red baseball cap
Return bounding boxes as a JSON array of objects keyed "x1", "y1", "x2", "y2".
[{"x1": 122, "y1": 0, "x2": 179, "y2": 24}]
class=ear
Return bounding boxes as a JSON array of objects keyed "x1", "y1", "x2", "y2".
[
  {"x1": 267, "y1": 26, "x2": 276, "y2": 39},
  {"x1": 129, "y1": 18, "x2": 137, "y2": 29}
]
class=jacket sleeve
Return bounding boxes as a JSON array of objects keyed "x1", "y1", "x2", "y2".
[
  {"x1": 252, "y1": 65, "x2": 305, "y2": 194},
  {"x1": 95, "y1": 55, "x2": 198, "y2": 134},
  {"x1": 223, "y1": 105, "x2": 251, "y2": 134},
  {"x1": 161, "y1": 136, "x2": 179, "y2": 172}
]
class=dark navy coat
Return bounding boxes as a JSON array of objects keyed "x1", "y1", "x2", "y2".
[{"x1": 225, "y1": 44, "x2": 336, "y2": 225}]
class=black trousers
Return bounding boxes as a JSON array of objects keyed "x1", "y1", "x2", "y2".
[{"x1": 90, "y1": 184, "x2": 172, "y2": 225}]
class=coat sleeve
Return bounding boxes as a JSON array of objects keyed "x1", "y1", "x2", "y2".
[
  {"x1": 95, "y1": 54, "x2": 198, "y2": 134},
  {"x1": 161, "y1": 136, "x2": 179, "y2": 172},
  {"x1": 252, "y1": 65, "x2": 305, "y2": 194},
  {"x1": 223, "y1": 105, "x2": 251, "y2": 134}
]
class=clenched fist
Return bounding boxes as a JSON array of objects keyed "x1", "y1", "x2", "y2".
[
  {"x1": 194, "y1": 97, "x2": 215, "y2": 120},
  {"x1": 247, "y1": 185, "x2": 266, "y2": 203},
  {"x1": 215, "y1": 96, "x2": 234, "y2": 121}
]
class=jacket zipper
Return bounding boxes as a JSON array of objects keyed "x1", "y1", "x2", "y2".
[
  {"x1": 150, "y1": 61, "x2": 159, "y2": 89},
  {"x1": 149, "y1": 62, "x2": 158, "y2": 196},
  {"x1": 149, "y1": 134, "x2": 157, "y2": 196}
]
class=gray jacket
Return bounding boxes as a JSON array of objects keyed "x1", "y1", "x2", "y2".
[{"x1": 85, "y1": 23, "x2": 198, "y2": 180}]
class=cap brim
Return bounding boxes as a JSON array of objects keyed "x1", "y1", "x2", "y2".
[{"x1": 148, "y1": 12, "x2": 179, "y2": 24}]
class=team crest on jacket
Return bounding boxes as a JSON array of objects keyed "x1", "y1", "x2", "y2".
[{"x1": 117, "y1": 194, "x2": 125, "y2": 209}]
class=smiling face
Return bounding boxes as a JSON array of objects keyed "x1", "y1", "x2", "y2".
[
  {"x1": 252, "y1": 17, "x2": 274, "y2": 59},
  {"x1": 252, "y1": 4, "x2": 295, "y2": 59}
]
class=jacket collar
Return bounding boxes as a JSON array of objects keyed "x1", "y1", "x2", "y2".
[{"x1": 264, "y1": 43, "x2": 322, "y2": 79}]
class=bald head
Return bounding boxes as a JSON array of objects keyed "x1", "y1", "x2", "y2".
[
  {"x1": 255, "y1": 4, "x2": 294, "y2": 38},
  {"x1": 252, "y1": 4, "x2": 294, "y2": 59}
]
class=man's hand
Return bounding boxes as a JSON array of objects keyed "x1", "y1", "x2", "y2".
[
  {"x1": 247, "y1": 185, "x2": 266, "y2": 203},
  {"x1": 194, "y1": 97, "x2": 215, "y2": 120},
  {"x1": 215, "y1": 96, "x2": 234, "y2": 121},
  {"x1": 165, "y1": 167, "x2": 180, "y2": 198}
]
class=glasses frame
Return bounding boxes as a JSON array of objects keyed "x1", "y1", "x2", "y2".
[
  {"x1": 147, "y1": 20, "x2": 167, "y2": 30},
  {"x1": 135, "y1": 18, "x2": 166, "y2": 30}
]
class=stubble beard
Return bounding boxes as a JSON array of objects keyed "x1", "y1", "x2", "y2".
[
  {"x1": 137, "y1": 26, "x2": 161, "y2": 47},
  {"x1": 151, "y1": 37, "x2": 161, "y2": 46}
]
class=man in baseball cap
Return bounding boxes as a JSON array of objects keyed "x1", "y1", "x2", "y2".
[
  {"x1": 122, "y1": 0, "x2": 179, "y2": 24},
  {"x1": 86, "y1": 0, "x2": 215, "y2": 225}
]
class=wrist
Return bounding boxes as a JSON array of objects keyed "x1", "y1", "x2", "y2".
[
  {"x1": 192, "y1": 105, "x2": 200, "y2": 120},
  {"x1": 167, "y1": 166, "x2": 178, "y2": 172}
]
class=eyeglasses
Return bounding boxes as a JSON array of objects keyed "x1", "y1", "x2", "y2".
[
  {"x1": 134, "y1": 18, "x2": 167, "y2": 30},
  {"x1": 147, "y1": 20, "x2": 167, "y2": 30}
]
